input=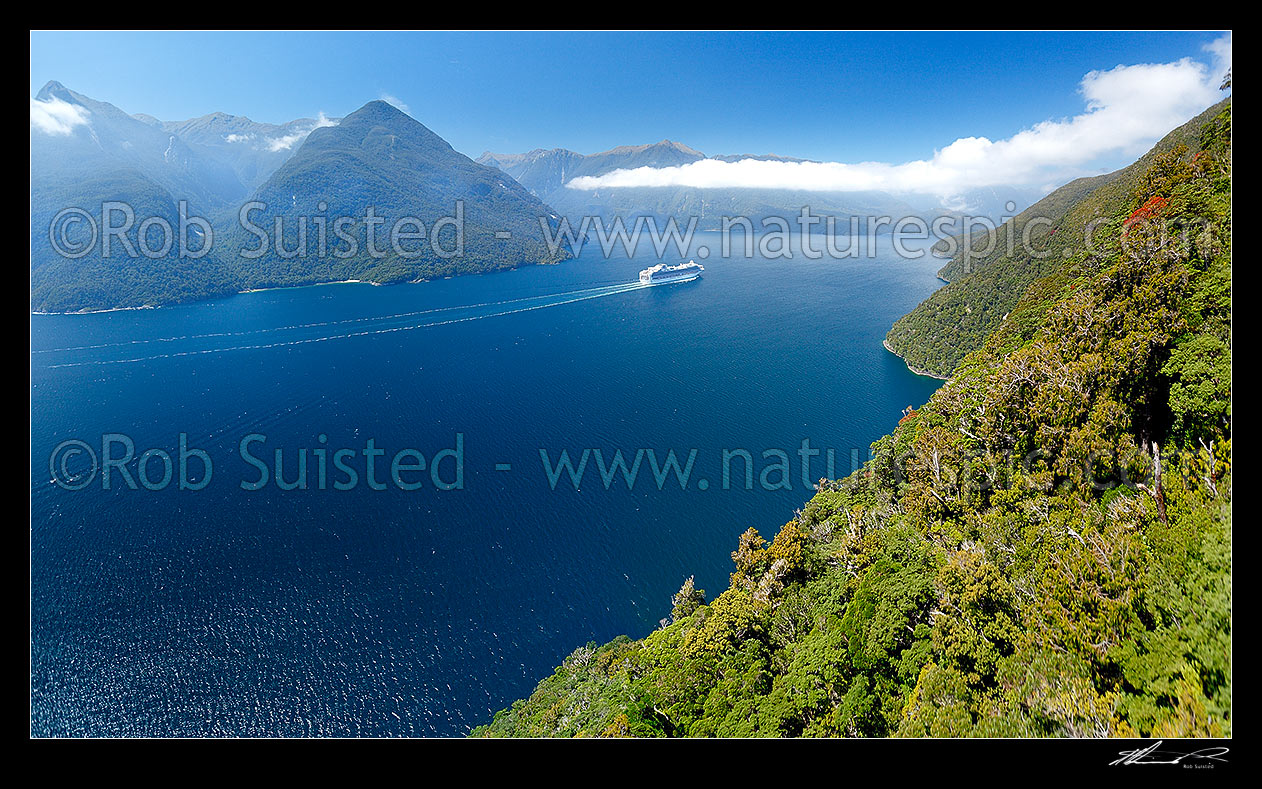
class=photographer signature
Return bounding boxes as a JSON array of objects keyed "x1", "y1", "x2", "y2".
[{"x1": 1111, "y1": 741, "x2": 1230, "y2": 767}]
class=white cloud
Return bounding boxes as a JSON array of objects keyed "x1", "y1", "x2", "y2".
[
  {"x1": 30, "y1": 96, "x2": 89, "y2": 136},
  {"x1": 1205, "y1": 32, "x2": 1232, "y2": 81},
  {"x1": 380, "y1": 93, "x2": 410, "y2": 113},
  {"x1": 264, "y1": 112, "x2": 338, "y2": 152},
  {"x1": 224, "y1": 132, "x2": 255, "y2": 144},
  {"x1": 265, "y1": 132, "x2": 304, "y2": 152},
  {"x1": 568, "y1": 38, "x2": 1230, "y2": 202}
]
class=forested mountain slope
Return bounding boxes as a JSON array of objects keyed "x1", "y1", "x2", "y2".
[
  {"x1": 884, "y1": 98, "x2": 1231, "y2": 379},
  {"x1": 30, "y1": 170, "x2": 234, "y2": 313},
  {"x1": 217, "y1": 100, "x2": 569, "y2": 291},
  {"x1": 475, "y1": 103, "x2": 1231, "y2": 738}
]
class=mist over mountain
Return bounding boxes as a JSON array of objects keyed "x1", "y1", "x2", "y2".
[
  {"x1": 153, "y1": 111, "x2": 341, "y2": 195},
  {"x1": 31, "y1": 81, "x2": 345, "y2": 217},
  {"x1": 477, "y1": 142, "x2": 1035, "y2": 230},
  {"x1": 478, "y1": 140, "x2": 707, "y2": 196},
  {"x1": 30, "y1": 82, "x2": 247, "y2": 311},
  {"x1": 28, "y1": 32, "x2": 1234, "y2": 742},
  {"x1": 31, "y1": 81, "x2": 247, "y2": 215}
]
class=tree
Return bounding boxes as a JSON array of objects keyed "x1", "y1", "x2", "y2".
[{"x1": 671, "y1": 576, "x2": 706, "y2": 622}]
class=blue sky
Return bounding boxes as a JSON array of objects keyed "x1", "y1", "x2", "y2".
[{"x1": 30, "y1": 31, "x2": 1230, "y2": 189}]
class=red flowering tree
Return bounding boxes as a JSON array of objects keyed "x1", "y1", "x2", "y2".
[{"x1": 1122, "y1": 195, "x2": 1170, "y2": 235}]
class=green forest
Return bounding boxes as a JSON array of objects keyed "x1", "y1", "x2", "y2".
[{"x1": 474, "y1": 102, "x2": 1232, "y2": 738}]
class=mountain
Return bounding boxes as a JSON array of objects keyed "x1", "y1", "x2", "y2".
[
  {"x1": 31, "y1": 81, "x2": 347, "y2": 223},
  {"x1": 934, "y1": 185, "x2": 1048, "y2": 227},
  {"x1": 218, "y1": 100, "x2": 569, "y2": 290},
  {"x1": 30, "y1": 81, "x2": 247, "y2": 214},
  {"x1": 477, "y1": 142, "x2": 954, "y2": 231},
  {"x1": 30, "y1": 82, "x2": 246, "y2": 312},
  {"x1": 710, "y1": 153, "x2": 815, "y2": 163},
  {"x1": 474, "y1": 100, "x2": 1232, "y2": 739},
  {"x1": 478, "y1": 140, "x2": 706, "y2": 196},
  {"x1": 30, "y1": 92, "x2": 569, "y2": 311},
  {"x1": 155, "y1": 111, "x2": 340, "y2": 194},
  {"x1": 883, "y1": 97, "x2": 1233, "y2": 379},
  {"x1": 30, "y1": 168, "x2": 234, "y2": 313}
]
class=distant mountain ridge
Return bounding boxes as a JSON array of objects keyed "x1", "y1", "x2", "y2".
[
  {"x1": 153, "y1": 110, "x2": 341, "y2": 194},
  {"x1": 477, "y1": 142, "x2": 1042, "y2": 232},
  {"x1": 32, "y1": 80, "x2": 248, "y2": 214},
  {"x1": 478, "y1": 140, "x2": 706, "y2": 197},
  {"x1": 476, "y1": 142, "x2": 966, "y2": 231}
]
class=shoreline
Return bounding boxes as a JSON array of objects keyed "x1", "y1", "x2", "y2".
[
  {"x1": 31, "y1": 250, "x2": 572, "y2": 317},
  {"x1": 32, "y1": 278, "x2": 390, "y2": 316},
  {"x1": 29, "y1": 258, "x2": 567, "y2": 316},
  {"x1": 31, "y1": 304, "x2": 158, "y2": 316},
  {"x1": 236, "y1": 278, "x2": 385, "y2": 295},
  {"x1": 883, "y1": 339, "x2": 949, "y2": 381}
]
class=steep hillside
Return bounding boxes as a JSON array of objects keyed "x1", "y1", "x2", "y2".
[
  {"x1": 31, "y1": 81, "x2": 247, "y2": 214},
  {"x1": 474, "y1": 103, "x2": 1231, "y2": 738},
  {"x1": 219, "y1": 100, "x2": 569, "y2": 290},
  {"x1": 884, "y1": 98, "x2": 1231, "y2": 379},
  {"x1": 156, "y1": 111, "x2": 340, "y2": 194},
  {"x1": 29, "y1": 82, "x2": 322, "y2": 311},
  {"x1": 30, "y1": 169, "x2": 233, "y2": 313}
]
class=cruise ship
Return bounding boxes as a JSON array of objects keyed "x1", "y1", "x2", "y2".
[{"x1": 639, "y1": 260, "x2": 704, "y2": 285}]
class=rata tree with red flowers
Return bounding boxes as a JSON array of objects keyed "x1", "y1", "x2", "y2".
[{"x1": 1123, "y1": 195, "x2": 1171, "y2": 232}]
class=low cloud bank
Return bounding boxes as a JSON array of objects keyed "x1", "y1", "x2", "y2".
[
  {"x1": 30, "y1": 96, "x2": 89, "y2": 136},
  {"x1": 568, "y1": 36, "x2": 1232, "y2": 202},
  {"x1": 265, "y1": 112, "x2": 339, "y2": 152}
]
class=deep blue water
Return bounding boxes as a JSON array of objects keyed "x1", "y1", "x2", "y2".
[{"x1": 30, "y1": 232, "x2": 943, "y2": 736}]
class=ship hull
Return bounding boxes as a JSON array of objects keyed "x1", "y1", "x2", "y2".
[{"x1": 641, "y1": 271, "x2": 702, "y2": 286}]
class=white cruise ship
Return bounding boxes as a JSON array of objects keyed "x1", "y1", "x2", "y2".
[{"x1": 639, "y1": 260, "x2": 704, "y2": 285}]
